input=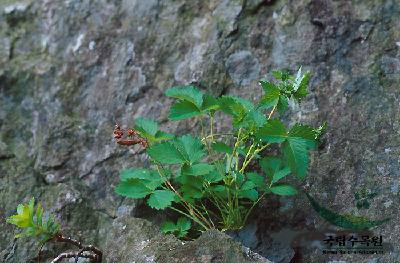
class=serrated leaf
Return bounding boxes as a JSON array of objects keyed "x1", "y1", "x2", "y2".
[
  {"x1": 181, "y1": 163, "x2": 215, "y2": 176},
  {"x1": 306, "y1": 193, "x2": 390, "y2": 230},
  {"x1": 169, "y1": 100, "x2": 202, "y2": 120},
  {"x1": 256, "y1": 119, "x2": 287, "y2": 143},
  {"x1": 154, "y1": 130, "x2": 174, "y2": 141},
  {"x1": 247, "y1": 172, "x2": 267, "y2": 189},
  {"x1": 219, "y1": 96, "x2": 254, "y2": 118},
  {"x1": 237, "y1": 109, "x2": 267, "y2": 129},
  {"x1": 202, "y1": 94, "x2": 220, "y2": 112},
  {"x1": 166, "y1": 85, "x2": 203, "y2": 108},
  {"x1": 147, "y1": 141, "x2": 186, "y2": 164},
  {"x1": 282, "y1": 125, "x2": 316, "y2": 179},
  {"x1": 260, "y1": 157, "x2": 282, "y2": 178},
  {"x1": 120, "y1": 168, "x2": 153, "y2": 181},
  {"x1": 135, "y1": 118, "x2": 158, "y2": 138},
  {"x1": 259, "y1": 81, "x2": 280, "y2": 109},
  {"x1": 240, "y1": 189, "x2": 259, "y2": 201},
  {"x1": 289, "y1": 124, "x2": 316, "y2": 142},
  {"x1": 161, "y1": 221, "x2": 176, "y2": 233},
  {"x1": 147, "y1": 190, "x2": 176, "y2": 210},
  {"x1": 270, "y1": 185, "x2": 297, "y2": 195},
  {"x1": 293, "y1": 69, "x2": 310, "y2": 101},
  {"x1": 177, "y1": 217, "x2": 191, "y2": 231},
  {"x1": 271, "y1": 167, "x2": 291, "y2": 184},
  {"x1": 174, "y1": 135, "x2": 204, "y2": 164},
  {"x1": 212, "y1": 142, "x2": 232, "y2": 154},
  {"x1": 277, "y1": 95, "x2": 289, "y2": 113},
  {"x1": 115, "y1": 179, "x2": 153, "y2": 198},
  {"x1": 203, "y1": 170, "x2": 223, "y2": 182}
]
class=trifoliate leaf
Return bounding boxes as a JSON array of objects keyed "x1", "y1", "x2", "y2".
[
  {"x1": 147, "y1": 141, "x2": 186, "y2": 164},
  {"x1": 165, "y1": 85, "x2": 203, "y2": 108},
  {"x1": 271, "y1": 167, "x2": 291, "y2": 184},
  {"x1": 115, "y1": 179, "x2": 153, "y2": 198},
  {"x1": 255, "y1": 119, "x2": 287, "y2": 143},
  {"x1": 259, "y1": 81, "x2": 280, "y2": 109},
  {"x1": 306, "y1": 193, "x2": 390, "y2": 230},
  {"x1": 174, "y1": 135, "x2": 204, "y2": 164},
  {"x1": 219, "y1": 96, "x2": 254, "y2": 118},
  {"x1": 202, "y1": 94, "x2": 220, "y2": 112},
  {"x1": 147, "y1": 190, "x2": 176, "y2": 210},
  {"x1": 212, "y1": 142, "x2": 232, "y2": 154},
  {"x1": 169, "y1": 100, "x2": 202, "y2": 120},
  {"x1": 270, "y1": 184, "x2": 297, "y2": 195}
]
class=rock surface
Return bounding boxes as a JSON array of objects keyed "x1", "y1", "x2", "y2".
[
  {"x1": 0, "y1": 0, "x2": 399, "y2": 262},
  {"x1": 105, "y1": 216, "x2": 271, "y2": 263}
]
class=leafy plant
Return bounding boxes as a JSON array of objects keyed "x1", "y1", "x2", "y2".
[
  {"x1": 161, "y1": 217, "x2": 192, "y2": 238},
  {"x1": 6, "y1": 198, "x2": 102, "y2": 263},
  {"x1": 115, "y1": 67, "x2": 326, "y2": 235},
  {"x1": 6, "y1": 197, "x2": 60, "y2": 243}
]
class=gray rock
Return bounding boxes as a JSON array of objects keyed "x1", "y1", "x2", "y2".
[{"x1": 226, "y1": 50, "x2": 260, "y2": 86}]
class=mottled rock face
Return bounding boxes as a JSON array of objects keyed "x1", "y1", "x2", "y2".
[{"x1": 0, "y1": 0, "x2": 399, "y2": 262}]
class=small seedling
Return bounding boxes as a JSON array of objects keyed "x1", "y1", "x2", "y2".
[{"x1": 6, "y1": 198, "x2": 102, "y2": 263}]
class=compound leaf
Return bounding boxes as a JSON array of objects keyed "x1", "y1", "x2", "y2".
[{"x1": 147, "y1": 190, "x2": 176, "y2": 210}]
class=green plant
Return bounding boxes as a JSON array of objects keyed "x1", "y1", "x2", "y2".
[
  {"x1": 6, "y1": 198, "x2": 102, "y2": 262},
  {"x1": 115, "y1": 67, "x2": 325, "y2": 235}
]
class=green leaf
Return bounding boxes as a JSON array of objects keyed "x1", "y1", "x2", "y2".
[
  {"x1": 166, "y1": 85, "x2": 203, "y2": 108},
  {"x1": 147, "y1": 141, "x2": 186, "y2": 164},
  {"x1": 120, "y1": 168, "x2": 153, "y2": 181},
  {"x1": 174, "y1": 135, "x2": 205, "y2": 164},
  {"x1": 161, "y1": 217, "x2": 191, "y2": 238},
  {"x1": 202, "y1": 94, "x2": 220, "y2": 112},
  {"x1": 237, "y1": 110, "x2": 267, "y2": 129},
  {"x1": 259, "y1": 81, "x2": 280, "y2": 109},
  {"x1": 282, "y1": 125, "x2": 316, "y2": 179},
  {"x1": 135, "y1": 118, "x2": 158, "y2": 137},
  {"x1": 115, "y1": 179, "x2": 153, "y2": 198},
  {"x1": 147, "y1": 190, "x2": 176, "y2": 210},
  {"x1": 169, "y1": 100, "x2": 202, "y2": 120},
  {"x1": 240, "y1": 189, "x2": 259, "y2": 201},
  {"x1": 176, "y1": 217, "x2": 191, "y2": 232},
  {"x1": 247, "y1": 172, "x2": 267, "y2": 189},
  {"x1": 154, "y1": 130, "x2": 174, "y2": 141},
  {"x1": 260, "y1": 157, "x2": 282, "y2": 177},
  {"x1": 181, "y1": 163, "x2": 215, "y2": 176},
  {"x1": 241, "y1": 181, "x2": 256, "y2": 191},
  {"x1": 203, "y1": 170, "x2": 223, "y2": 182},
  {"x1": 219, "y1": 96, "x2": 254, "y2": 119},
  {"x1": 256, "y1": 119, "x2": 287, "y2": 143},
  {"x1": 306, "y1": 193, "x2": 390, "y2": 230},
  {"x1": 271, "y1": 167, "x2": 291, "y2": 184},
  {"x1": 212, "y1": 142, "x2": 232, "y2": 154},
  {"x1": 161, "y1": 221, "x2": 176, "y2": 233},
  {"x1": 293, "y1": 68, "x2": 310, "y2": 102},
  {"x1": 277, "y1": 95, "x2": 289, "y2": 113},
  {"x1": 270, "y1": 185, "x2": 298, "y2": 195}
]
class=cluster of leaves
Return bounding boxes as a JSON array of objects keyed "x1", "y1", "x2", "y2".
[
  {"x1": 6, "y1": 198, "x2": 60, "y2": 243},
  {"x1": 161, "y1": 217, "x2": 192, "y2": 238},
  {"x1": 115, "y1": 68, "x2": 325, "y2": 234}
]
